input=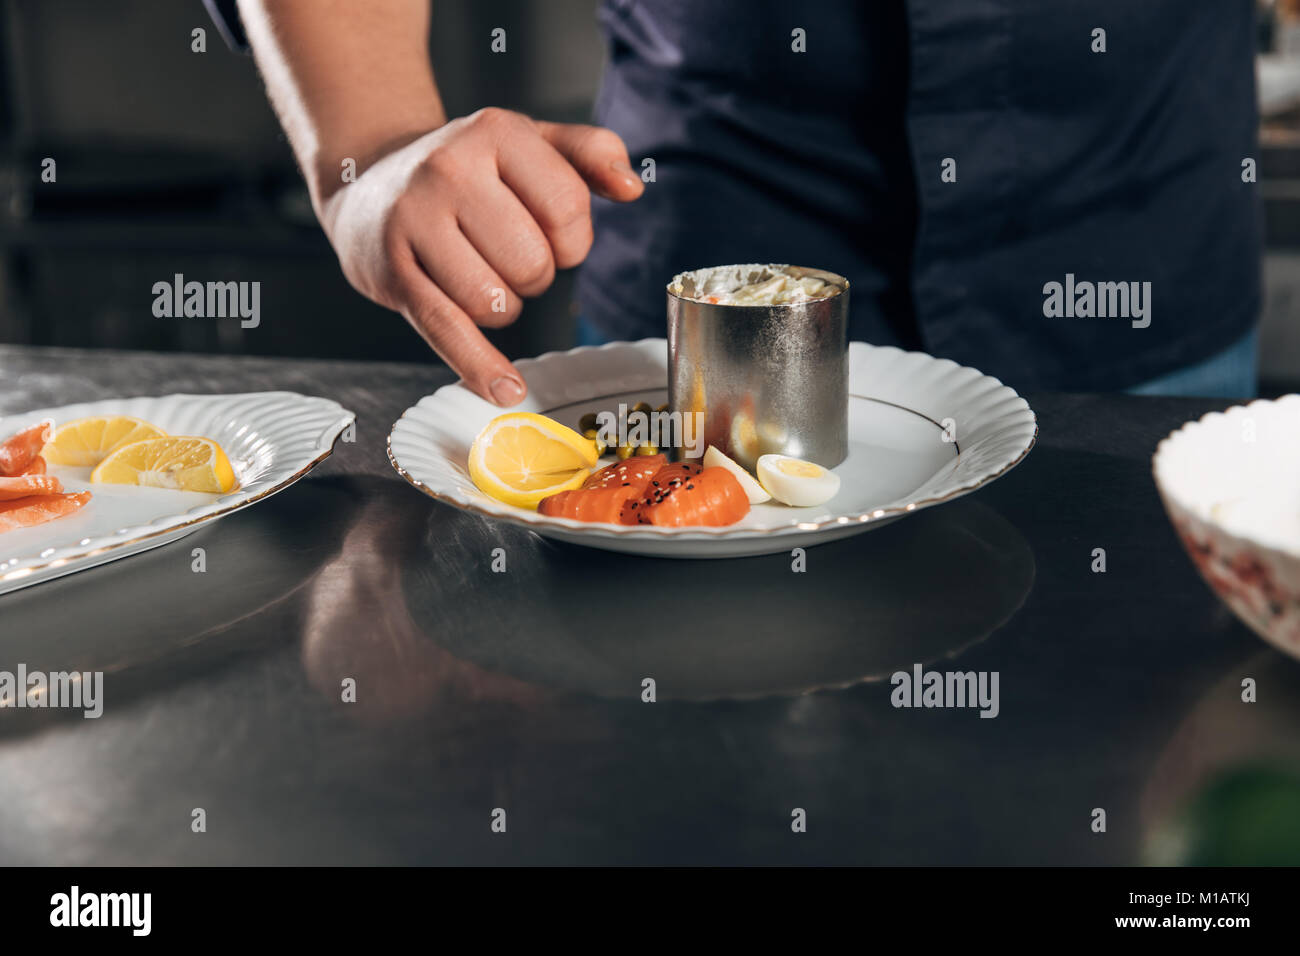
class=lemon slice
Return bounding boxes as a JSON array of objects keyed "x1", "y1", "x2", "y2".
[
  {"x1": 468, "y1": 412, "x2": 598, "y2": 509},
  {"x1": 91, "y1": 436, "x2": 237, "y2": 493},
  {"x1": 41, "y1": 415, "x2": 167, "y2": 467}
]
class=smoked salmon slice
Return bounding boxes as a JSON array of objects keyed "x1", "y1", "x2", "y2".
[
  {"x1": 0, "y1": 423, "x2": 51, "y2": 477},
  {"x1": 0, "y1": 491, "x2": 90, "y2": 532},
  {"x1": 539, "y1": 484, "x2": 641, "y2": 524},
  {"x1": 0, "y1": 474, "x2": 63, "y2": 500},
  {"x1": 582, "y1": 454, "x2": 665, "y2": 489},
  {"x1": 0, "y1": 424, "x2": 93, "y2": 533},
  {"x1": 539, "y1": 456, "x2": 750, "y2": 528},
  {"x1": 539, "y1": 454, "x2": 666, "y2": 524},
  {"x1": 635, "y1": 463, "x2": 750, "y2": 527}
]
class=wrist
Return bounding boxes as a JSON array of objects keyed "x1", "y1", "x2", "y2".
[{"x1": 307, "y1": 114, "x2": 445, "y2": 208}]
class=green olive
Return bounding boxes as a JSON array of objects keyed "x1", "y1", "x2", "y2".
[
  {"x1": 635, "y1": 444, "x2": 659, "y2": 456},
  {"x1": 578, "y1": 412, "x2": 599, "y2": 433},
  {"x1": 616, "y1": 444, "x2": 636, "y2": 461},
  {"x1": 632, "y1": 401, "x2": 653, "y2": 416},
  {"x1": 582, "y1": 428, "x2": 607, "y2": 456}
]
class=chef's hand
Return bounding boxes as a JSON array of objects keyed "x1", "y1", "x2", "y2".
[
  {"x1": 319, "y1": 112, "x2": 643, "y2": 406},
  {"x1": 237, "y1": 1, "x2": 643, "y2": 406}
]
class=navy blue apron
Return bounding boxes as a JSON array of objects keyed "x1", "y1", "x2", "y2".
[{"x1": 582, "y1": 0, "x2": 1261, "y2": 391}]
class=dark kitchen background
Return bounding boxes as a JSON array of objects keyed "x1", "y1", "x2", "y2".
[
  {"x1": 0, "y1": 0, "x2": 603, "y2": 363},
  {"x1": 1, "y1": 0, "x2": 1299, "y2": 394}
]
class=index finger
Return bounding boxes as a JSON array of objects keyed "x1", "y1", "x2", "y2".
[{"x1": 395, "y1": 253, "x2": 528, "y2": 407}]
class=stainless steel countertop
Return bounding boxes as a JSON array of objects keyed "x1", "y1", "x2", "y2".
[{"x1": 0, "y1": 344, "x2": 1295, "y2": 865}]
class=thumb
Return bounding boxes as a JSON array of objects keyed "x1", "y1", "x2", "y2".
[{"x1": 535, "y1": 121, "x2": 644, "y2": 202}]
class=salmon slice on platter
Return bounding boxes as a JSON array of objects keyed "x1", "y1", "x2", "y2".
[
  {"x1": 0, "y1": 422, "x2": 52, "y2": 477},
  {"x1": 0, "y1": 491, "x2": 91, "y2": 532},
  {"x1": 0, "y1": 474, "x2": 63, "y2": 500}
]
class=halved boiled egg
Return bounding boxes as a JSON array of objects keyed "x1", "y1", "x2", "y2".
[
  {"x1": 756, "y1": 454, "x2": 840, "y2": 507},
  {"x1": 703, "y1": 445, "x2": 770, "y2": 504}
]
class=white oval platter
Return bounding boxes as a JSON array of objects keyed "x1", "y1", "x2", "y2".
[{"x1": 0, "y1": 392, "x2": 354, "y2": 595}]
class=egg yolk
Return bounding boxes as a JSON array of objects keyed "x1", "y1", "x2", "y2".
[{"x1": 777, "y1": 458, "x2": 823, "y2": 478}]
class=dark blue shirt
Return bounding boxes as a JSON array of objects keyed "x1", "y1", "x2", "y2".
[{"x1": 583, "y1": 0, "x2": 1262, "y2": 391}]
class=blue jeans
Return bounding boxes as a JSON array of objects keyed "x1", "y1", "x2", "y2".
[
  {"x1": 575, "y1": 314, "x2": 609, "y2": 348},
  {"x1": 576, "y1": 317, "x2": 1260, "y2": 398},
  {"x1": 1126, "y1": 328, "x2": 1259, "y2": 399}
]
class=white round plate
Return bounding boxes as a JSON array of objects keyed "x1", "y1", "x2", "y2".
[
  {"x1": 389, "y1": 339, "x2": 1037, "y2": 558},
  {"x1": 0, "y1": 392, "x2": 354, "y2": 594}
]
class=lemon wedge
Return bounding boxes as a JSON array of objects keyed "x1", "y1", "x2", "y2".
[
  {"x1": 468, "y1": 412, "x2": 598, "y2": 509},
  {"x1": 91, "y1": 436, "x2": 237, "y2": 493},
  {"x1": 41, "y1": 415, "x2": 167, "y2": 467}
]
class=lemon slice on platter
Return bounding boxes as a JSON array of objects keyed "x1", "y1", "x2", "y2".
[
  {"x1": 41, "y1": 415, "x2": 167, "y2": 467},
  {"x1": 468, "y1": 412, "x2": 598, "y2": 509},
  {"x1": 91, "y1": 436, "x2": 237, "y2": 493}
]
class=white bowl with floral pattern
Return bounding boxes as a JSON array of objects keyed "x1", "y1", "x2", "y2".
[{"x1": 1154, "y1": 395, "x2": 1300, "y2": 657}]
